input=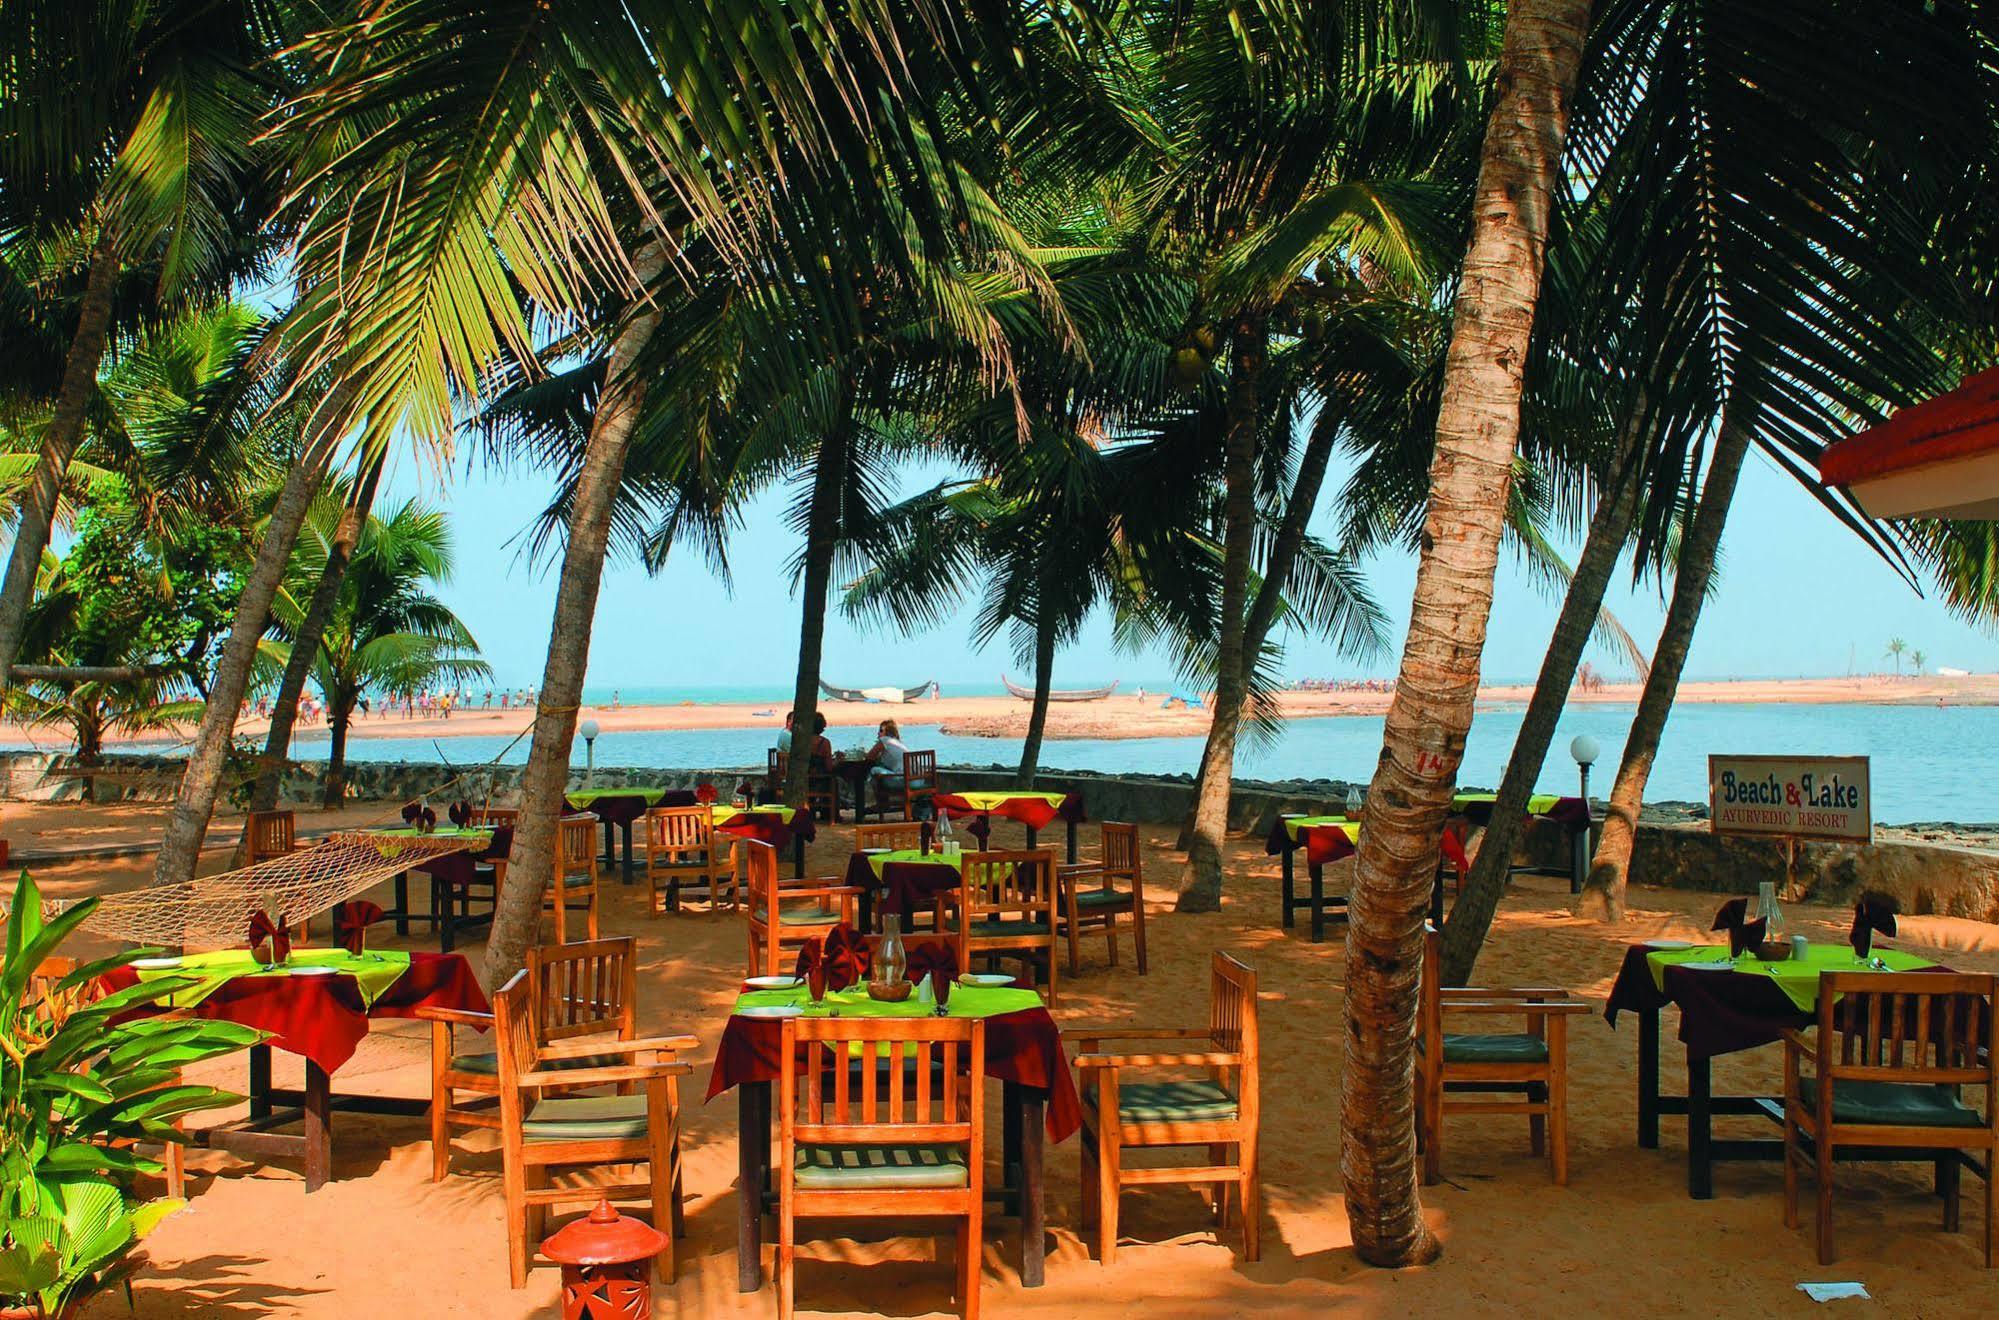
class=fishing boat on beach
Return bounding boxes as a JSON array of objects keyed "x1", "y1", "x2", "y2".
[
  {"x1": 1001, "y1": 673, "x2": 1120, "y2": 702},
  {"x1": 819, "y1": 678, "x2": 938, "y2": 703}
]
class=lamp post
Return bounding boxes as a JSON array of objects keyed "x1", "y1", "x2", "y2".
[
  {"x1": 1567, "y1": 734, "x2": 1600, "y2": 895},
  {"x1": 581, "y1": 717, "x2": 601, "y2": 788}
]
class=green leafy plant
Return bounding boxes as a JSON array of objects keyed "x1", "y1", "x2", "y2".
[{"x1": 1, "y1": 870, "x2": 259, "y2": 1312}]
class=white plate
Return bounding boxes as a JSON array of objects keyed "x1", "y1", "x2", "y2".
[
  {"x1": 957, "y1": 973, "x2": 1013, "y2": 987},
  {"x1": 746, "y1": 975, "x2": 803, "y2": 990},
  {"x1": 1643, "y1": 939, "x2": 1693, "y2": 950},
  {"x1": 287, "y1": 965, "x2": 339, "y2": 976},
  {"x1": 859, "y1": 848, "x2": 890, "y2": 855},
  {"x1": 1678, "y1": 960, "x2": 1737, "y2": 973},
  {"x1": 131, "y1": 956, "x2": 182, "y2": 970},
  {"x1": 738, "y1": 1004, "x2": 803, "y2": 1019}
]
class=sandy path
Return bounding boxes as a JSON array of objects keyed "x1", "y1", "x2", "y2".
[{"x1": 13, "y1": 813, "x2": 1997, "y2": 1318}]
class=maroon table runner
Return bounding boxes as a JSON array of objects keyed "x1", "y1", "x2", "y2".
[
  {"x1": 715, "y1": 807, "x2": 817, "y2": 851},
  {"x1": 101, "y1": 952, "x2": 489, "y2": 1074},
  {"x1": 842, "y1": 852, "x2": 965, "y2": 918}
]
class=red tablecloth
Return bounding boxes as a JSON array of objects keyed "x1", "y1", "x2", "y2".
[
  {"x1": 1262, "y1": 817, "x2": 1467, "y2": 869},
  {"x1": 714, "y1": 807, "x2": 817, "y2": 850},
  {"x1": 704, "y1": 992, "x2": 1081, "y2": 1141},
  {"x1": 101, "y1": 952, "x2": 488, "y2": 1075},
  {"x1": 843, "y1": 852, "x2": 965, "y2": 917},
  {"x1": 934, "y1": 792, "x2": 1085, "y2": 833},
  {"x1": 417, "y1": 825, "x2": 511, "y2": 889}
]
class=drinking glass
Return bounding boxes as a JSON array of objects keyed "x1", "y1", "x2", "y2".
[{"x1": 932, "y1": 971, "x2": 953, "y2": 1016}]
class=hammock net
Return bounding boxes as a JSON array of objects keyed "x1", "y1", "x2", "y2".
[{"x1": 42, "y1": 832, "x2": 480, "y2": 949}]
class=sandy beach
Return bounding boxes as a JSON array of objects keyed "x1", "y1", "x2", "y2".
[
  {"x1": 13, "y1": 806, "x2": 1999, "y2": 1318},
  {"x1": 10, "y1": 671, "x2": 1992, "y2": 753}
]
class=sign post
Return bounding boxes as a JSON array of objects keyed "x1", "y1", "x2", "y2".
[{"x1": 1708, "y1": 754, "x2": 1872, "y2": 896}]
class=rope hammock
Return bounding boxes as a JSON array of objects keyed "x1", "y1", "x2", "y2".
[{"x1": 59, "y1": 832, "x2": 480, "y2": 949}]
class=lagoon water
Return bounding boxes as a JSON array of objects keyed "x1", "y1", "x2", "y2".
[{"x1": 278, "y1": 699, "x2": 1997, "y2": 827}]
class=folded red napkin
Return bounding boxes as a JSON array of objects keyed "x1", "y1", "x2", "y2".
[
  {"x1": 1850, "y1": 893, "x2": 1899, "y2": 959},
  {"x1": 905, "y1": 940, "x2": 958, "y2": 988},
  {"x1": 401, "y1": 801, "x2": 423, "y2": 825},
  {"x1": 337, "y1": 901, "x2": 385, "y2": 955},
  {"x1": 1440, "y1": 822, "x2": 1469, "y2": 873},
  {"x1": 248, "y1": 909, "x2": 291, "y2": 964},
  {"x1": 795, "y1": 924, "x2": 872, "y2": 991},
  {"x1": 695, "y1": 782, "x2": 718, "y2": 804},
  {"x1": 1711, "y1": 898, "x2": 1766, "y2": 958},
  {"x1": 447, "y1": 801, "x2": 472, "y2": 827}
]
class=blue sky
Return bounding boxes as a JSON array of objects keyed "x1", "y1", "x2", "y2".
[{"x1": 373, "y1": 437, "x2": 1999, "y2": 696}]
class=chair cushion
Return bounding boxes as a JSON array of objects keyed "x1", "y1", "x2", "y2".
[
  {"x1": 522, "y1": 1094, "x2": 650, "y2": 1142},
  {"x1": 778, "y1": 904, "x2": 843, "y2": 925},
  {"x1": 1440, "y1": 1033, "x2": 1549, "y2": 1065},
  {"x1": 1084, "y1": 1079, "x2": 1239, "y2": 1124},
  {"x1": 449, "y1": 1050, "x2": 617, "y2": 1078},
  {"x1": 793, "y1": 1143, "x2": 969, "y2": 1190},
  {"x1": 558, "y1": 872, "x2": 595, "y2": 888},
  {"x1": 1798, "y1": 1078, "x2": 1985, "y2": 1128},
  {"x1": 954, "y1": 919, "x2": 1051, "y2": 938},
  {"x1": 1073, "y1": 890, "x2": 1131, "y2": 910}
]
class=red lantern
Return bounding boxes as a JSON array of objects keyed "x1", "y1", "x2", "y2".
[{"x1": 541, "y1": 1197, "x2": 669, "y2": 1318}]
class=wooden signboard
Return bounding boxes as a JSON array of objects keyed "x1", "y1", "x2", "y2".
[{"x1": 1707, "y1": 754, "x2": 1872, "y2": 844}]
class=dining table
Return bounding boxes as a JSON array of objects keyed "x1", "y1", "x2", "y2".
[
  {"x1": 563, "y1": 786, "x2": 686, "y2": 882},
  {"x1": 344, "y1": 826, "x2": 498, "y2": 952},
  {"x1": 1451, "y1": 791, "x2": 1594, "y2": 892},
  {"x1": 842, "y1": 848, "x2": 973, "y2": 932},
  {"x1": 1604, "y1": 938, "x2": 1941, "y2": 1197},
  {"x1": 932, "y1": 790, "x2": 1087, "y2": 862},
  {"x1": 102, "y1": 947, "x2": 488, "y2": 1192},
  {"x1": 1262, "y1": 815, "x2": 1361, "y2": 942},
  {"x1": 709, "y1": 801, "x2": 815, "y2": 878},
  {"x1": 705, "y1": 975, "x2": 1080, "y2": 1291}
]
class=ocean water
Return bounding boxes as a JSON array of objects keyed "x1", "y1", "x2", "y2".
[{"x1": 268, "y1": 699, "x2": 1997, "y2": 827}]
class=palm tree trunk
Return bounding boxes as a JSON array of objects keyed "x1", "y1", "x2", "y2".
[
  {"x1": 0, "y1": 232, "x2": 121, "y2": 688},
  {"x1": 1016, "y1": 606, "x2": 1057, "y2": 788},
  {"x1": 482, "y1": 262, "x2": 668, "y2": 988},
  {"x1": 784, "y1": 395, "x2": 852, "y2": 811},
  {"x1": 149, "y1": 432, "x2": 339, "y2": 887},
  {"x1": 1578, "y1": 413, "x2": 1752, "y2": 921},
  {"x1": 1438, "y1": 410, "x2": 1647, "y2": 983},
  {"x1": 1173, "y1": 403, "x2": 1340, "y2": 853},
  {"x1": 246, "y1": 460, "x2": 383, "y2": 817},
  {"x1": 1177, "y1": 319, "x2": 1265, "y2": 912},
  {"x1": 1342, "y1": 0, "x2": 1591, "y2": 1268},
  {"x1": 322, "y1": 697, "x2": 354, "y2": 808}
]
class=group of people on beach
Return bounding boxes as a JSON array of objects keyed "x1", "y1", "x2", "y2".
[{"x1": 1287, "y1": 677, "x2": 1397, "y2": 693}]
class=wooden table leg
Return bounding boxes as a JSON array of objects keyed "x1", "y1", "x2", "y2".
[
  {"x1": 1001, "y1": 1081, "x2": 1022, "y2": 1215},
  {"x1": 1310, "y1": 867, "x2": 1326, "y2": 944},
  {"x1": 303, "y1": 1060, "x2": 332, "y2": 1192},
  {"x1": 435, "y1": 874, "x2": 455, "y2": 953},
  {"x1": 1281, "y1": 850, "x2": 1295, "y2": 929},
  {"x1": 1687, "y1": 1052, "x2": 1713, "y2": 1199},
  {"x1": 393, "y1": 871, "x2": 410, "y2": 936},
  {"x1": 738, "y1": 1082, "x2": 769, "y2": 1292},
  {"x1": 1065, "y1": 819, "x2": 1078, "y2": 864},
  {"x1": 621, "y1": 820, "x2": 637, "y2": 884},
  {"x1": 249, "y1": 1043, "x2": 272, "y2": 1120},
  {"x1": 792, "y1": 834, "x2": 806, "y2": 881},
  {"x1": 1020, "y1": 1090, "x2": 1046, "y2": 1288},
  {"x1": 1025, "y1": 825, "x2": 1039, "y2": 852},
  {"x1": 1638, "y1": 1002, "x2": 1660, "y2": 1149}
]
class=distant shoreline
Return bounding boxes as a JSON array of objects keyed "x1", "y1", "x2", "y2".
[{"x1": 12, "y1": 671, "x2": 1990, "y2": 750}]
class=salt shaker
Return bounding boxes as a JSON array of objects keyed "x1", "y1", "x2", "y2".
[{"x1": 1789, "y1": 933, "x2": 1809, "y2": 962}]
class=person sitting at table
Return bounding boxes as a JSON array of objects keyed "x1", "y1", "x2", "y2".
[
  {"x1": 774, "y1": 709, "x2": 795, "y2": 753},
  {"x1": 809, "y1": 712, "x2": 837, "y2": 768},
  {"x1": 863, "y1": 719, "x2": 908, "y2": 783}
]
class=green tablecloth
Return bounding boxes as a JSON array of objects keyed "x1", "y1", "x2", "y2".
[
  {"x1": 132, "y1": 948, "x2": 412, "y2": 1010},
  {"x1": 565, "y1": 786, "x2": 667, "y2": 806},
  {"x1": 712, "y1": 803, "x2": 796, "y2": 825},
  {"x1": 862, "y1": 848, "x2": 964, "y2": 880},
  {"x1": 359, "y1": 826, "x2": 492, "y2": 859},
  {"x1": 1644, "y1": 941, "x2": 1934, "y2": 1013},
  {"x1": 1450, "y1": 792, "x2": 1563, "y2": 815},
  {"x1": 734, "y1": 978, "x2": 1041, "y2": 1020},
  {"x1": 1281, "y1": 815, "x2": 1360, "y2": 843}
]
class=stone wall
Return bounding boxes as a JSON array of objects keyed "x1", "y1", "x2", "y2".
[{"x1": 8, "y1": 749, "x2": 1996, "y2": 920}]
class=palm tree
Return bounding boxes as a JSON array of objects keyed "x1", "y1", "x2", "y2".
[
  {"x1": 1886, "y1": 637, "x2": 1909, "y2": 676},
  {"x1": 263, "y1": 497, "x2": 487, "y2": 806},
  {"x1": 1911, "y1": 648, "x2": 1927, "y2": 675}
]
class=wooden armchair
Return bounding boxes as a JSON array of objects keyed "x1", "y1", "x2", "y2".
[
  {"x1": 743, "y1": 839, "x2": 860, "y2": 977},
  {"x1": 244, "y1": 808, "x2": 297, "y2": 865},
  {"x1": 941, "y1": 849, "x2": 1058, "y2": 1006},
  {"x1": 421, "y1": 937, "x2": 649, "y2": 1180},
  {"x1": 1068, "y1": 951, "x2": 1259, "y2": 1264},
  {"x1": 771, "y1": 751, "x2": 838, "y2": 823},
  {"x1": 871, "y1": 749, "x2": 937, "y2": 822},
  {"x1": 1416, "y1": 923, "x2": 1586, "y2": 1185},
  {"x1": 1783, "y1": 971, "x2": 1999, "y2": 1265},
  {"x1": 548, "y1": 812, "x2": 601, "y2": 943},
  {"x1": 778, "y1": 1015, "x2": 986, "y2": 1320},
  {"x1": 1058, "y1": 822, "x2": 1148, "y2": 977},
  {"x1": 467, "y1": 806, "x2": 517, "y2": 903},
  {"x1": 856, "y1": 821, "x2": 928, "y2": 854},
  {"x1": 489, "y1": 970, "x2": 694, "y2": 1287},
  {"x1": 639, "y1": 805, "x2": 728, "y2": 914}
]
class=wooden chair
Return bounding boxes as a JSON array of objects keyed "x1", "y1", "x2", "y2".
[
  {"x1": 743, "y1": 839, "x2": 861, "y2": 978},
  {"x1": 638, "y1": 805, "x2": 728, "y2": 914},
  {"x1": 1068, "y1": 951, "x2": 1259, "y2": 1263},
  {"x1": 491, "y1": 969, "x2": 694, "y2": 1287},
  {"x1": 778, "y1": 1015, "x2": 986, "y2": 1320},
  {"x1": 1058, "y1": 822, "x2": 1148, "y2": 977},
  {"x1": 421, "y1": 937, "x2": 649, "y2": 1180},
  {"x1": 872, "y1": 750, "x2": 937, "y2": 821},
  {"x1": 771, "y1": 751, "x2": 838, "y2": 823},
  {"x1": 856, "y1": 821, "x2": 928, "y2": 854},
  {"x1": 548, "y1": 812, "x2": 601, "y2": 943},
  {"x1": 27, "y1": 957, "x2": 185, "y2": 1198},
  {"x1": 940, "y1": 849, "x2": 1059, "y2": 1006},
  {"x1": 243, "y1": 808, "x2": 297, "y2": 865},
  {"x1": 1783, "y1": 971, "x2": 1999, "y2": 1265},
  {"x1": 1416, "y1": 923, "x2": 1586, "y2": 1185}
]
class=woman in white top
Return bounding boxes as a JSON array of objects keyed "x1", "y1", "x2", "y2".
[{"x1": 866, "y1": 719, "x2": 908, "y2": 779}]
